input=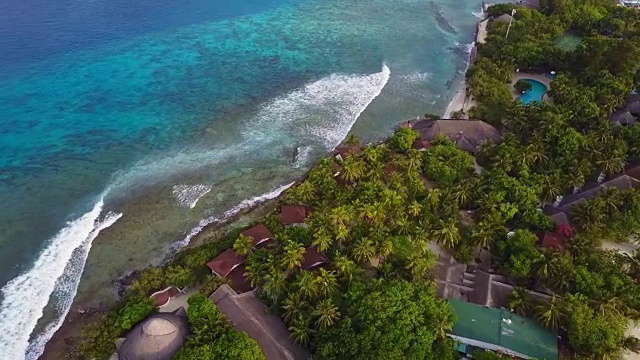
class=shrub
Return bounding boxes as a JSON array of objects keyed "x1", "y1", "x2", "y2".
[{"x1": 515, "y1": 79, "x2": 532, "y2": 93}]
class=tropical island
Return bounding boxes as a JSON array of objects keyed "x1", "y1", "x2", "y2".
[{"x1": 45, "y1": 0, "x2": 640, "y2": 359}]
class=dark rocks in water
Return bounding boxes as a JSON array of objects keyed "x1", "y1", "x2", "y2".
[
  {"x1": 429, "y1": 2, "x2": 458, "y2": 35},
  {"x1": 292, "y1": 146, "x2": 301, "y2": 165}
]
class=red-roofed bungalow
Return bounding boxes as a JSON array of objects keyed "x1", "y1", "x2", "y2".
[
  {"x1": 334, "y1": 145, "x2": 361, "y2": 161},
  {"x1": 150, "y1": 286, "x2": 181, "y2": 307},
  {"x1": 412, "y1": 139, "x2": 433, "y2": 151},
  {"x1": 301, "y1": 247, "x2": 329, "y2": 270},
  {"x1": 226, "y1": 264, "x2": 253, "y2": 294},
  {"x1": 536, "y1": 231, "x2": 565, "y2": 250},
  {"x1": 241, "y1": 224, "x2": 273, "y2": 247},
  {"x1": 281, "y1": 205, "x2": 308, "y2": 227},
  {"x1": 206, "y1": 249, "x2": 245, "y2": 277}
]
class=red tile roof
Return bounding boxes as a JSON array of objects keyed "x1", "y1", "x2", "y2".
[
  {"x1": 241, "y1": 224, "x2": 273, "y2": 247},
  {"x1": 206, "y1": 249, "x2": 245, "y2": 277},
  {"x1": 226, "y1": 264, "x2": 253, "y2": 294},
  {"x1": 150, "y1": 286, "x2": 181, "y2": 307},
  {"x1": 301, "y1": 247, "x2": 329, "y2": 270},
  {"x1": 281, "y1": 205, "x2": 307, "y2": 225},
  {"x1": 536, "y1": 231, "x2": 565, "y2": 250},
  {"x1": 412, "y1": 139, "x2": 433, "y2": 150},
  {"x1": 334, "y1": 145, "x2": 361, "y2": 160}
]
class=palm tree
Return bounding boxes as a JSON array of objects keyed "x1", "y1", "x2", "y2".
[
  {"x1": 408, "y1": 200, "x2": 421, "y2": 218},
  {"x1": 623, "y1": 251, "x2": 640, "y2": 282},
  {"x1": 312, "y1": 229, "x2": 333, "y2": 253},
  {"x1": 295, "y1": 270, "x2": 318, "y2": 299},
  {"x1": 597, "y1": 155, "x2": 626, "y2": 176},
  {"x1": 281, "y1": 241, "x2": 306, "y2": 270},
  {"x1": 330, "y1": 206, "x2": 351, "y2": 229},
  {"x1": 340, "y1": 156, "x2": 365, "y2": 183},
  {"x1": 333, "y1": 253, "x2": 358, "y2": 284},
  {"x1": 452, "y1": 179, "x2": 475, "y2": 208},
  {"x1": 363, "y1": 145, "x2": 383, "y2": 164},
  {"x1": 395, "y1": 216, "x2": 411, "y2": 235},
  {"x1": 433, "y1": 312, "x2": 455, "y2": 339},
  {"x1": 244, "y1": 261, "x2": 266, "y2": 288},
  {"x1": 406, "y1": 149, "x2": 423, "y2": 170},
  {"x1": 295, "y1": 181, "x2": 316, "y2": 203},
  {"x1": 508, "y1": 287, "x2": 532, "y2": 316},
  {"x1": 536, "y1": 295, "x2": 564, "y2": 330},
  {"x1": 233, "y1": 234, "x2": 254, "y2": 256},
  {"x1": 531, "y1": 251, "x2": 553, "y2": 280},
  {"x1": 263, "y1": 268, "x2": 286, "y2": 301},
  {"x1": 282, "y1": 293, "x2": 309, "y2": 323},
  {"x1": 432, "y1": 219, "x2": 461, "y2": 248},
  {"x1": 314, "y1": 268, "x2": 338, "y2": 298},
  {"x1": 288, "y1": 316, "x2": 312, "y2": 345},
  {"x1": 313, "y1": 299, "x2": 341, "y2": 329},
  {"x1": 363, "y1": 203, "x2": 385, "y2": 224},
  {"x1": 376, "y1": 238, "x2": 394, "y2": 264},
  {"x1": 352, "y1": 237, "x2": 376, "y2": 263},
  {"x1": 405, "y1": 250, "x2": 436, "y2": 280}
]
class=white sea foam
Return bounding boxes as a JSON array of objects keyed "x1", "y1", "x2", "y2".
[
  {"x1": 172, "y1": 184, "x2": 212, "y2": 208},
  {"x1": 400, "y1": 72, "x2": 432, "y2": 85},
  {"x1": 244, "y1": 64, "x2": 390, "y2": 150},
  {"x1": 169, "y1": 182, "x2": 295, "y2": 253},
  {"x1": 25, "y1": 211, "x2": 122, "y2": 360},
  {"x1": 0, "y1": 195, "x2": 122, "y2": 360},
  {"x1": 293, "y1": 146, "x2": 312, "y2": 168}
]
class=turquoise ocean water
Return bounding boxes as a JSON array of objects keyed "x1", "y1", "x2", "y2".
[{"x1": 0, "y1": 0, "x2": 482, "y2": 357}]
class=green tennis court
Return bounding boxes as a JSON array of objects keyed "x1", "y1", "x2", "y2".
[{"x1": 555, "y1": 34, "x2": 582, "y2": 51}]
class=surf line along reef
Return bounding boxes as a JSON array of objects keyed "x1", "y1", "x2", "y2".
[{"x1": 44, "y1": 1, "x2": 640, "y2": 359}]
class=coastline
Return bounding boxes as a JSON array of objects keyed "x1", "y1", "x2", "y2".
[
  {"x1": 443, "y1": 11, "x2": 488, "y2": 118},
  {"x1": 33, "y1": 9, "x2": 484, "y2": 360}
]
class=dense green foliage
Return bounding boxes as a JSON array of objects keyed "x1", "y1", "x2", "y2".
[
  {"x1": 314, "y1": 280, "x2": 454, "y2": 360},
  {"x1": 174, "y1": 294, "x2": 265, "y2": 360}
]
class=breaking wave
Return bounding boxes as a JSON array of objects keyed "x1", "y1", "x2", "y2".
[
  {"x1": 172, "y1": 184, "x2": 212, "y2": 208},
  {"x1": 170, "y1": 182, "x2": 295, "y2": 253},
  {"x1": 244, "y1": 64, "x2": 390, "y2": 150},
  {"x1": 293, "y1": 146, "x2": 312, "y2": 168},
  {"x1": 0, "y1": 195, "x2": 122, "y2": 360}
]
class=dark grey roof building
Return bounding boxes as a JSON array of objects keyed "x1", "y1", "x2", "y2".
[
  {"x1": 410, "y1": 119, "x2": 500, "y2": 154},
  {"x1": 116, "y1": 310, "x2": 189, "y2": 360},
  {"x1": 210, "y1": 284, "x2": 310, "y2": 360}
]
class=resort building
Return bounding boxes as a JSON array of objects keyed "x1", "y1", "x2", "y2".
[
  {"x1": 150, "y1": 286, "x2": 181, "y2": 308},
  {"x1": 493, "y1": 13, "x2": 515, "y2": 24},
  {"x1": 408, "y1": 119, "x2": 501, "y2": 154},
  {"x1": 241, "y1": 224, "x2": 274, "y2": 247},
  {"x1": 206, "y1": 248, "x2": 245, "y2": 277},
  {"x1": 536, "y1": 231, "x2": 566, "y2": 251},
  {"x1": 542, "y1": 173, "x2": 640, "y2": 230},
  {"x1": 281, "y1": 205, "x2": 308, "y2": 227},
  {"x1": 448, "y1": 299, "x2": 558, "y2": 360},
  {"x1": 210, "y1": 284, "x2": 310, "y2": 360},
  {"x1": 412, "y1": 139, "x2": 432, "y2": 151},
  {"x1": 435, "y1": 254, "x2": 551, "y2": 308},
  {"x1": 114, "y1": 309, "x2": 189, "y2": 360},
  {"x1": 301, "y1": 247, "x2": 329, "y2": 271},
  {"x1": 333, "y1": 145, "x2": 361, "y2": 161}
]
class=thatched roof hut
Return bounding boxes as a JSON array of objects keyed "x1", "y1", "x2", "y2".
[{"x1": 117, "y1": 310, "x2": 189, "y2": 360}]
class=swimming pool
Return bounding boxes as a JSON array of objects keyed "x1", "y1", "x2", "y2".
[{"x1": 518, "y1": 79, "x2": 547, "y2": 105}]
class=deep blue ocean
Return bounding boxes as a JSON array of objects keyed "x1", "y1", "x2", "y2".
[{"x1": 0, "y1": 0, "x2": 482, "y2": 357}]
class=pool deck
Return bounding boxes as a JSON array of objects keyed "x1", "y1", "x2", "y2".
[{"x1": 510, "y1": 72, "x2": 552, "y2": 101}]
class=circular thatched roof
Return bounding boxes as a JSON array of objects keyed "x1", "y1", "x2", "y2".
[{"x1": 118, "y1": 312, "x2": 189, "y2": 360}]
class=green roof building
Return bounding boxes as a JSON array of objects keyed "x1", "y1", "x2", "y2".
[{"x1": 448, "y1": 299, "x2": 558, "y2": 360}]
